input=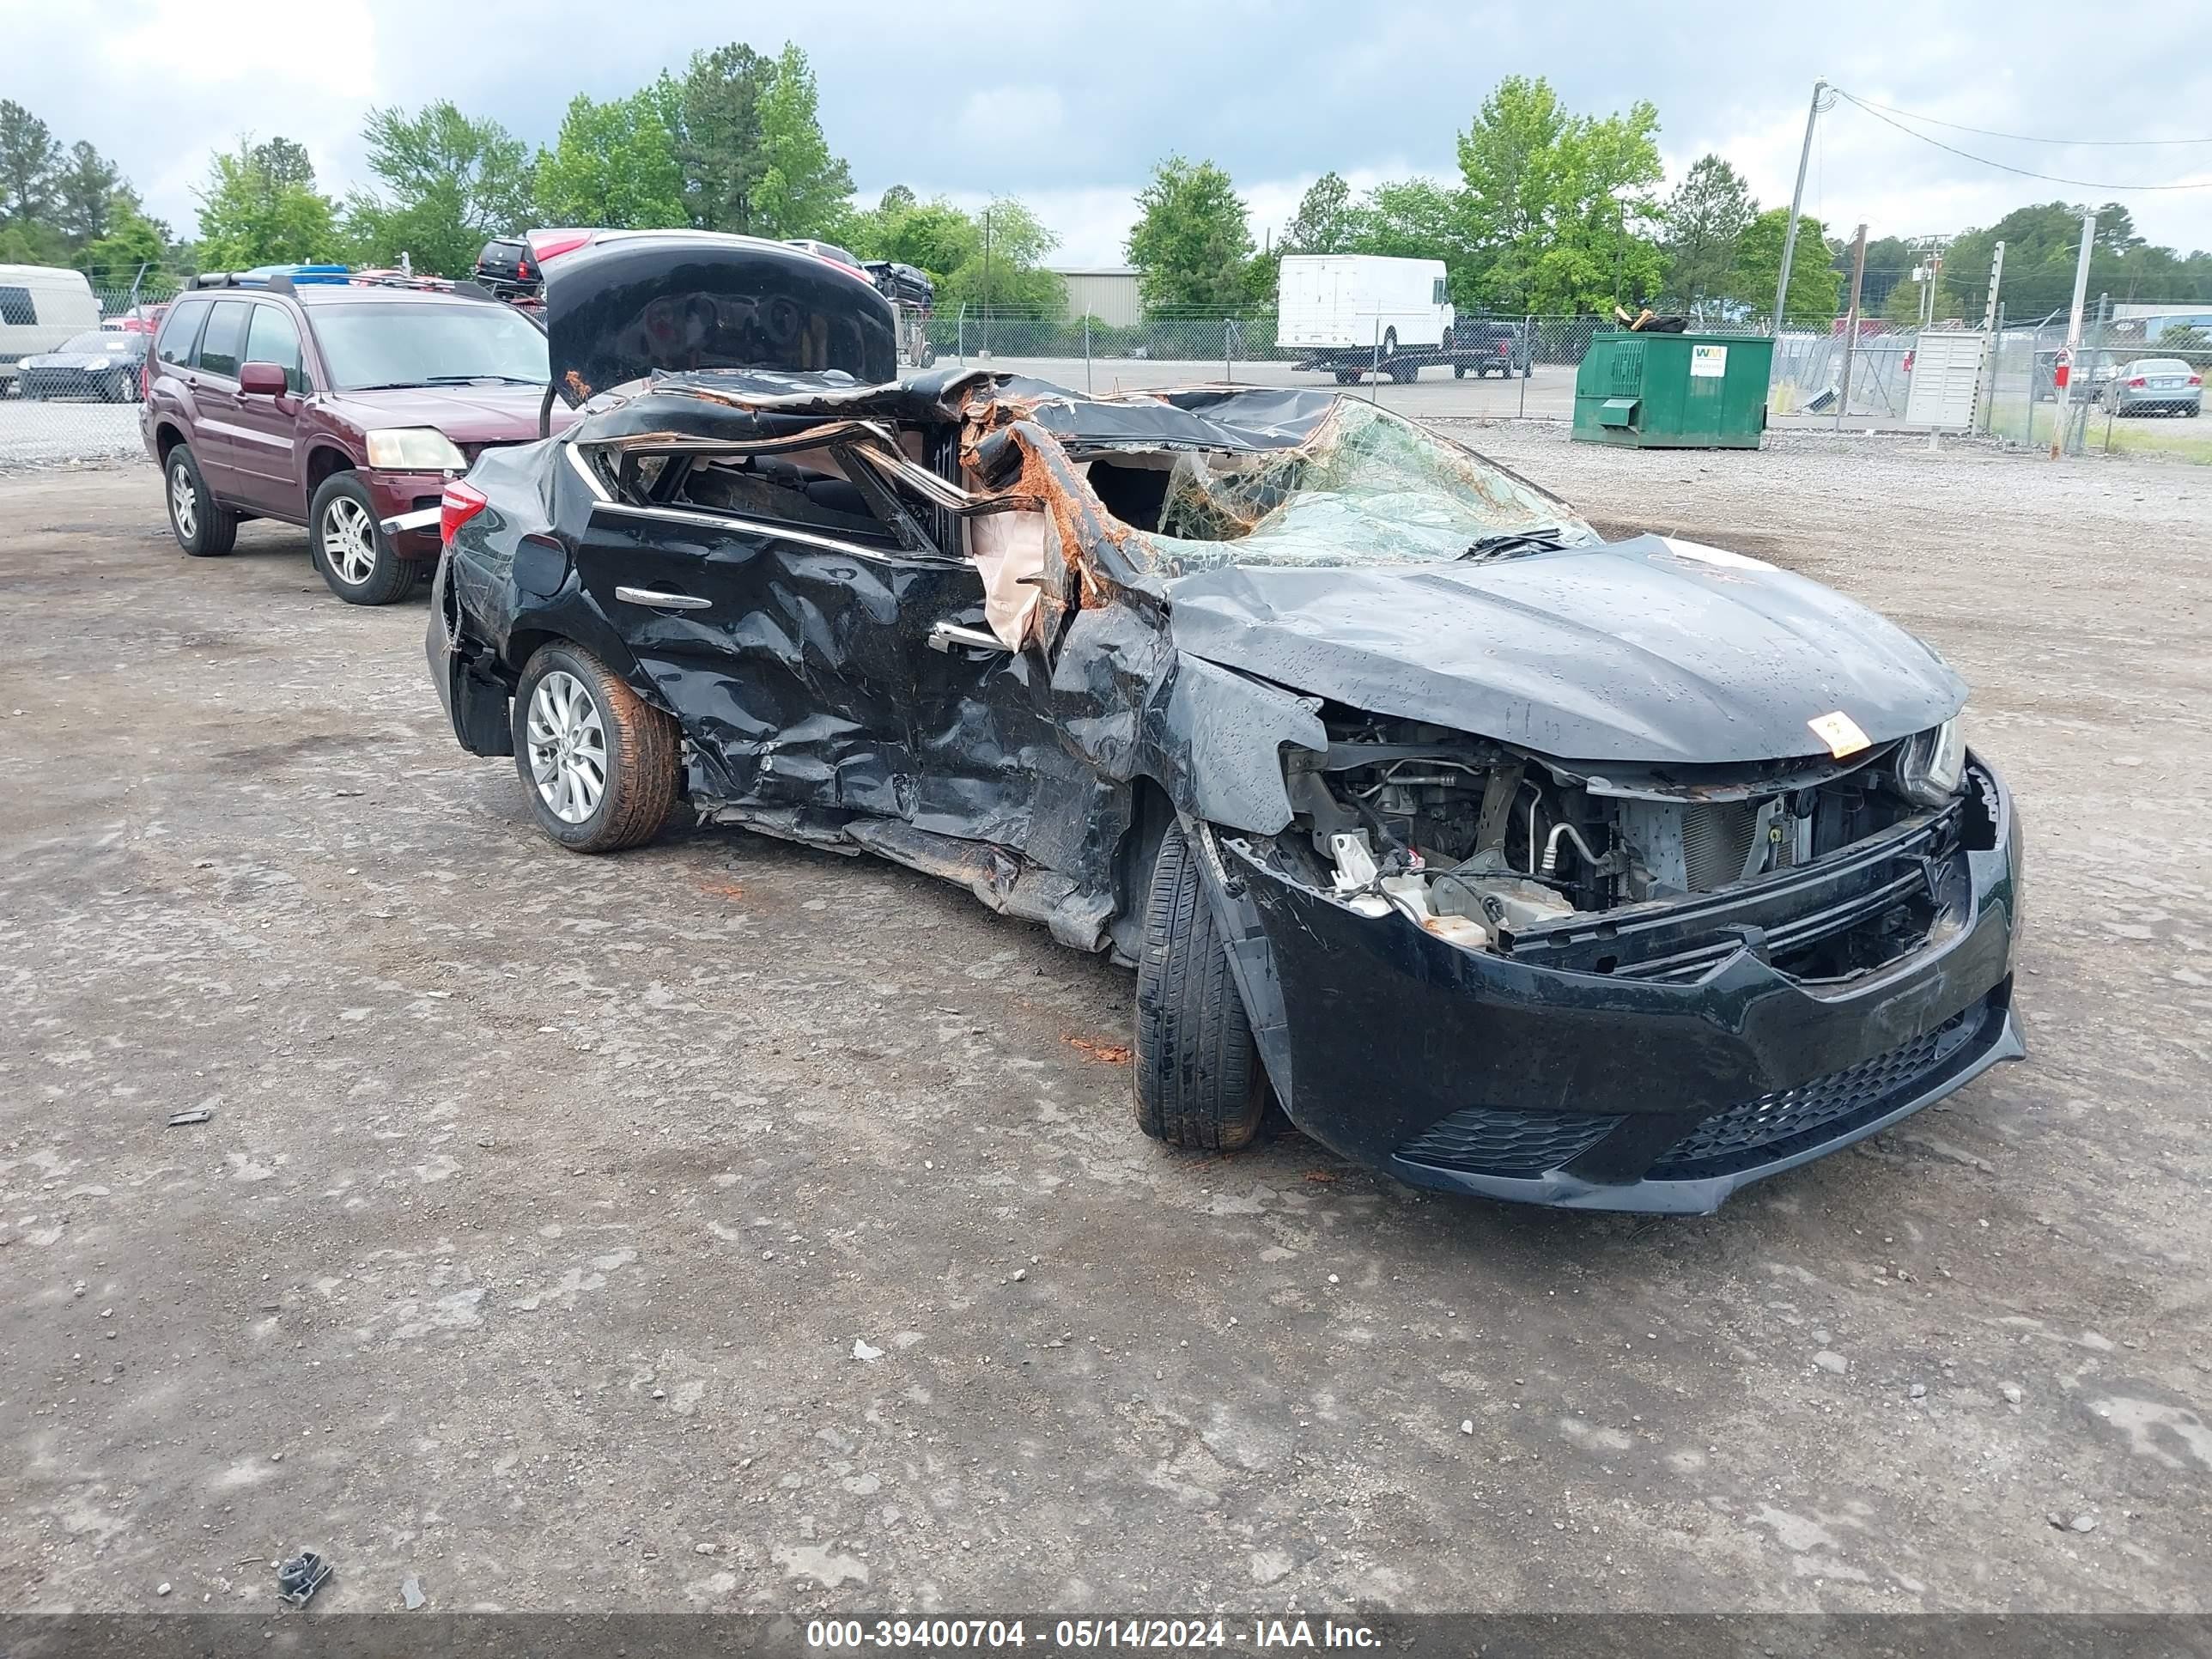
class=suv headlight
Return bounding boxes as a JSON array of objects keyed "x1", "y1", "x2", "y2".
[
  {"x1": 365, "y1": 428, "x2": 467, "y2": 471},
  {"x1": 1896, "y1": 717, "x2": 1966, "y2": 807}
]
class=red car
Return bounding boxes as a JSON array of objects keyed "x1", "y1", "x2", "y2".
[{"x1": 140, "y1": 276, "x2": 565, "y2": 604}]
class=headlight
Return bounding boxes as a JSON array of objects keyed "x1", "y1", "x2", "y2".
[
  {"x1": 365, "y1": 428, "x2": 467, "y2": 471},
  {"x1": 1896, "y1": 717, "x2": 1966, "y2": 807},
  {"x1": 85, "y1": 358, "x2": 111, "y2": 370}
]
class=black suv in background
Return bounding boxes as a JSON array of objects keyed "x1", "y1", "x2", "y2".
[{"x1": 472, "y1": 238, "x2": 538, "y2": 301}]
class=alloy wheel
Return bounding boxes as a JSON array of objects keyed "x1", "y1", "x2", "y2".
[
  {"x1": 322, "y1": 495, "x2": 379, "y2": 586},
  {"x1": 169, "y1": 462, "x2": 197, "y2": 541},
  {"x1": 526, "y1": 671, "x2": 607, "y2": 824}
]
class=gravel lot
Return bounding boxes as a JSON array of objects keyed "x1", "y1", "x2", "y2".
[
  {"x1": 0, "y1": 400, "x2": 145, "y2": 471},
  {"x1": 3, "y1": 431, "x2": 2209, "y2": 1618}
]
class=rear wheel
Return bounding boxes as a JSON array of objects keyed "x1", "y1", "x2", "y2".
[
  {"x1": 511, "y1": 641, "x2": 680, "y2": 854},
  {"x1": 1382, "y1": 326, "x2": 1399, "y2": 361},
  {"x1": 165, "y1": 445, "x2": 238, "y2": 557},
  {"x1": 310, "y1": 472, "x2": 415, "y2": 605},
  {"x1": 1133, "y1": 823, "x2": 1269, "y2": 1152}
]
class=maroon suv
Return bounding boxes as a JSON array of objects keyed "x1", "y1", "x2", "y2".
[{"x1": 141, "y1": 279, "x2": 568, "y2": 604}]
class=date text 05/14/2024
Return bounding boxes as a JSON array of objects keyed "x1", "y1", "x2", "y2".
[{"x1": 805, "y1": 1617, "x2": 1382, "y2": 1650}]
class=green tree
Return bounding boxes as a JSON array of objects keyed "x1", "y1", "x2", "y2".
[
  {"x1": 751, "y1": 45, "x2": 854, "y2": 240},
  {"x1": 80, "y1": 204, "x2": 170, "y2": 283},
  {"x1": 534, "y1": 90, "x2": 684, "y2": 229},
  {"x1": 675, "y1": 41, "x2": 770, "y2": 232},
  {"x1": 54, "y1": 141, "x2": 121, "y2": 246},
  {"x1": 346, "y1": 100, "x2": 534, "y2": 275},
  {"x1": 0, "y1": 99, "x2": 62, "y2": 228},
  {"x1": 847, "y1": 191, "x2": 979, "y2": 280},
  {"x1": 194, "y1": 137, "x2": 342, "y2": 269},
  {"x1": 1662, "y1": 154, "x2": 1755, "y2": 313},
  {"x1": 1127, "y1": 155, "x2": 1254, "y2": 311},
  {"x1": 1281, "y1": 171, "x2": 1358, "y2": 253},
  {"x1": 1455, "y1": 76, "x2": 1568, "y2": 309},
  {"x1": 1732, "y1": 208, "x2": 1842, "y2": 325},
  {"x1": 939, "y1": 196, "x2": 1063, "y2": 313}
]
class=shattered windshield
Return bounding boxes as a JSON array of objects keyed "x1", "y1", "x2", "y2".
[{"x1": 1095, "y1": 399, "x2": 1596, "y2": 576}]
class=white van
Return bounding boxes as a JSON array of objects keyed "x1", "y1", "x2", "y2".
[
  {"x1": 0, "y1": 265, "x2": 101, "y2": 396},
  {"x1": 1277, "y1": 254, "x2": 1455, "y2": 367}
]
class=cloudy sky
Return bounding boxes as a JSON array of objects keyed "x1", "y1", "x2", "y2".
[{"x1": 7, "y1": 0, "x2": 2211, "y2": 267}]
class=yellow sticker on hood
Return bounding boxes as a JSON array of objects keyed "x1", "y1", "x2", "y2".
[{"x1": 1808, "y1": 710, "x2": 1872, "y2": 758}]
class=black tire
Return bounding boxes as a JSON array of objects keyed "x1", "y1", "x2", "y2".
[
  {"x1": 511, "y1": 641, "x2": 680, "y2": 854},
  {"x1": 1334, "y1": 367, "x2": 1358, "y2": 385},
  {"x1": 1382, "y1": 326, "x2": 1399, "y2": 360},
  {"x1": 309, "y1": 472, "x2": 414, "y2": 605},
  {"x1": 164, "y1": 444, "x2": 238, "y2": 557},
  {"x1": 1133, "y1": 822, "x2": 1268, "y2": 1152},
  {"x1": 112, "y1": 370, "x2": 138, "y2": 404},
  {"x1": 1453, "y1": 363, "x2": 1467, "y2": 380}
]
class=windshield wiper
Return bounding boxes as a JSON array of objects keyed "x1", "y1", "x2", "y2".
[
  {"x1": 422, "y1": 374, "x2": 544, "y2": 386},
  {"x1": 1462, "y1": 526, "x2": 1574, "y2": 561}
]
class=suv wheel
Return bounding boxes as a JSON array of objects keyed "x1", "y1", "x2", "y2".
[
  {"x1": 512, "y1": 642, "x2": 680, "y2": 854},
  {"x1": 165, "y1": 445, "x2": 238, "y2": 557},
  {"x1": 310, "y1": 473, "x2": 414, "y2": 605}
]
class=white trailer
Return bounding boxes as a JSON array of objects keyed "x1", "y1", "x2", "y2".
[
  {"x1": 0, "y1": 264, "x2": 100, "y2": 396},
  {"x1": 1276, "y1": 254, "x2": 1468, "y2": 382}
]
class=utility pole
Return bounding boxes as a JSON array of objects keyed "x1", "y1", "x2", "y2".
[
  {"x1": 1772, "y1": 78, "x2": 1830, "y2": 336},
  {"x1": 1975, "y1": 240, "x2": 2005, "y2": 434},
  {"x1": 2053, "y1": 212, "x2": 2095, "y2": 459},
  {"x1": 1837, "y1": 223, "x2": 1868, "y2": 433},
  {"x1": 981, "y1": 207, "x2": 994, "y2": 361}
]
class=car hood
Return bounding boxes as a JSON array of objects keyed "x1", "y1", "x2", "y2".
[
  {"x1": 1164, "y1": 533, "x2": 1966, "y2": 766},
  {"x1": 26, "y1": 351, "x2": 128, "y2": 368},
  {"x1": 542, "y1": 232, "x2": 896, "y2": 400},
  {"x1": 328, "y1": 385, "x2": 571, "y2": 447}
]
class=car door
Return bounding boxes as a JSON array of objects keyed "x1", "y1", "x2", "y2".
[
  {"x1": 182, "y1": 299, "x2": 253, "y2": 497},
  {"x1": 225, "y1": 301, "x2": 312, "y2": 517},
  {"x1": 568, "y1": 455, "x2": 933, "y2": 821}
]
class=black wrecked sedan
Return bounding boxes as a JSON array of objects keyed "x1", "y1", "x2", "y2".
[{"x1": 426, "y1": 233, "x2": 2023, "y2": 1215}]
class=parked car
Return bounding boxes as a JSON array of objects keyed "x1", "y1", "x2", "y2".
[
  {"x1": 141, "y1": 275, "x2": 562, "y2": 604},
  {"x1": 424, "y1": 232, "x2": 2023, "y2": 1216},
  {"x1": 473, "y1": 237, "x2": 538, "y2": 300},
  {"x1": 2091, "y1": 357, "x2": 2203, "y2": 417},
  {"x1": 0, "y1": 263, "x2": 101, "y2": 397},
  {"x1": 15, "y1": 327, "x2": 147, "y2": 401}
]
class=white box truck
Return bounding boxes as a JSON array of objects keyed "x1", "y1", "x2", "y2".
[
  {"x1": 1278, "y1": 254, "x2": 1457, "y2": 381},
  {"x1": 0, "y1": 265, "x2": 101, "y2": 397}
]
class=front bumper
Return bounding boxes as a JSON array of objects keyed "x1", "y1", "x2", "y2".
[
  {"x1": 1218, "y1": 756, "x2": 2024, "y2": 1214},
  {"x1": 362, "y1": 469, "x2": 449, "y2": 562}
]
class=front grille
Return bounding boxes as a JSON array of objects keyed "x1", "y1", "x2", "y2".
[
  {"x1": 1645, "y1": 1008, "x2": 1986, "y2": 1181},
  {"x1": 1397, "y1": 1107, "x2": 1623, "y2": 1178}
]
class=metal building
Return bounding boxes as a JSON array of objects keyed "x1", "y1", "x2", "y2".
[{"x1": 1050, "y1": 266, "x2": 1142, "y2": 328}]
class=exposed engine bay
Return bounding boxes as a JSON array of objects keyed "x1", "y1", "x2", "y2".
[{"x1": 1260, "y1": 708, "x2": 1976, "y2": 984}]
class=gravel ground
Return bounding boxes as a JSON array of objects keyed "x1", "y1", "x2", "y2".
[
  {"x1": 0, "y1": 400, "x2": 144, "y2": 471},
  {"x1": 3, "y1": 437, "x2": 2209, "y2": 1618}
]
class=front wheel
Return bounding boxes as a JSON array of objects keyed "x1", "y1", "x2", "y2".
[
  {"x1": 512, "y1": 642, "x2": 680, "y2": 854},
  {"x1": 311, "y1": 472, "x2": 415, "y2": 605},
  {"x1": 1133, "y1": 823, "x2": 1269, "y2": 1152}
]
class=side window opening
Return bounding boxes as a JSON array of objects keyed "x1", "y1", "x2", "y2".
[
  {"x1": 155, "y1": 301, "x2": 210, "y2": 368},
  {"x1": 243, "y1": 304, "x2": 307, "y2": 392},
  {"x1": 196, "y1": 301, "x2": 251, "y2": 380},
  {"x1": 0, "y1": 286, "x2": 34, "y2": 326}
]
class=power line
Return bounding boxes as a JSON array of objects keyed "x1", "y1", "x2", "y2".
[
  {"x1": 1842, "y1": 92, "x2": 2212, "y2": 149},
  {"x1": 1833, "y1": 90, "x2": 2212, "y2": 191}
]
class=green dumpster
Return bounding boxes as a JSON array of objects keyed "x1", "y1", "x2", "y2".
[{"x1": 1571, "y1": 331, "x2": 1773, "y2": 448}]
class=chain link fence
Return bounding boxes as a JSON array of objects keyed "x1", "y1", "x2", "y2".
[
  {"x1": 6, "y1": 282, "x2": 2203, "y2": 471},
  {"x1": 0, "y1": 281, "x2": 178, "y2": 470}
]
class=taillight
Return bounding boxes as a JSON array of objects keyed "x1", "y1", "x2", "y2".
[
  {"x1": 2129, "y1": 376, "x2": 2148, "y2": 387},
  {"x1": 440, "y1": 480, "x2": 489, "y2": 545},
  {"x1": 2191, "y1": 375, "x2": 2203, "y2": 386},
  {"x1": 516, "y1": 256, "x2": 532, "y2": 278}
]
